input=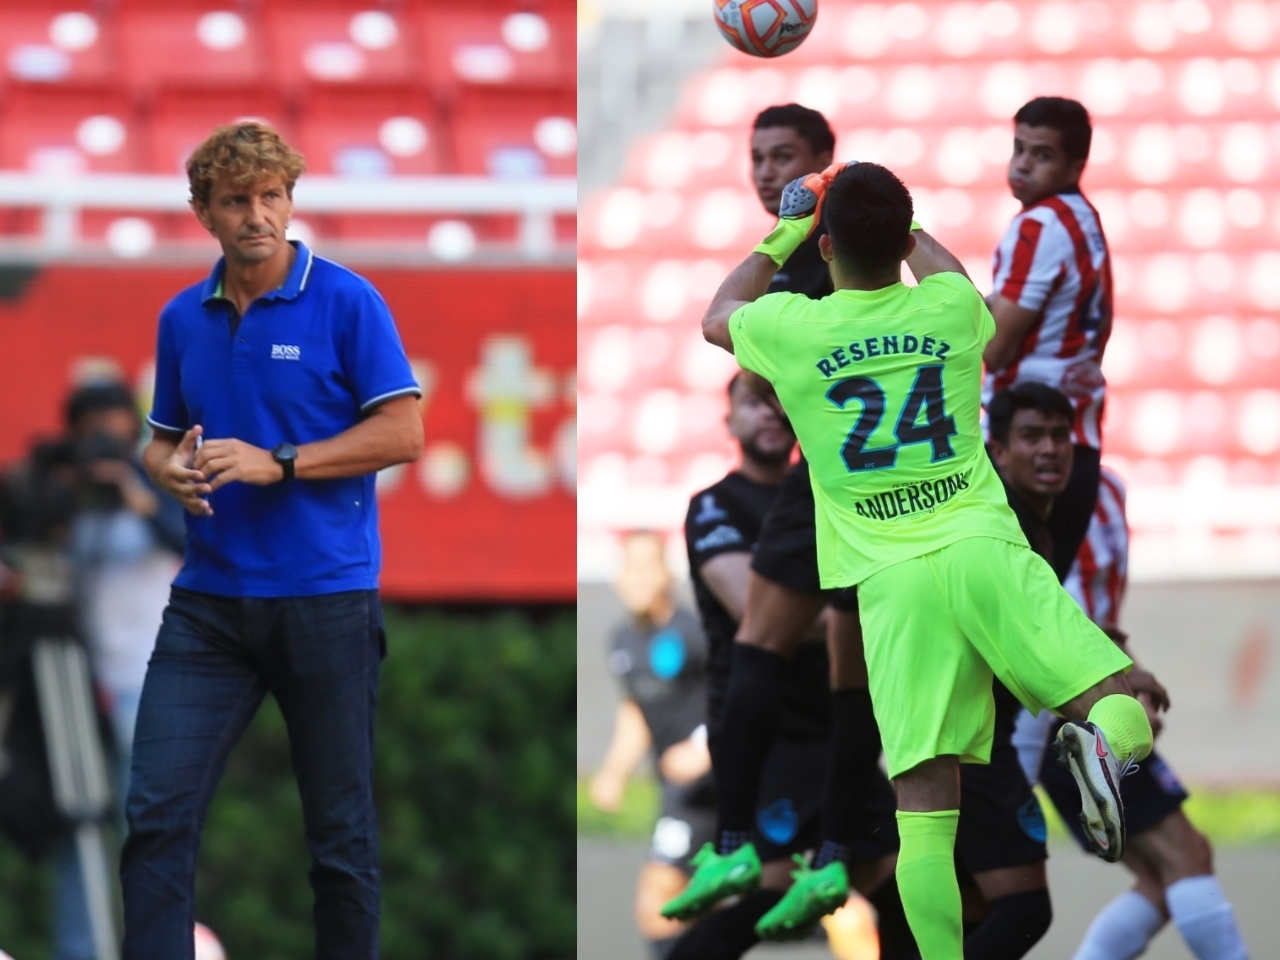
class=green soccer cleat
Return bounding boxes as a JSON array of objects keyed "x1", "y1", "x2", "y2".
[
  {"x1": 660, "y1": 842, "x2": 763, "y2": 921},
  {"x1": 755, "y1": 856, "x2": 850, "y2": 941}
]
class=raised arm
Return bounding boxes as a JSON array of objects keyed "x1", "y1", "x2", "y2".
[
  {"x1": 702, "y1": 253, "x2": 779, "y2": 353},
  {"x1": 905, "y1": 228, "x2": 971, "y2": 283},
  {"x1": 704, "y1": 163, "x2": 850, "y2": 353}
]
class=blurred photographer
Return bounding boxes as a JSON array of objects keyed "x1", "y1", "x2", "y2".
[
  {"x1": 64, "y1": 382, "x2": 184, "y2": 735},
  {"x1": 50, "y1": 381, "x2": 184, "y2": 960},
  {"x1": 0, "y1": 437, "x2": 83, "y2": 861},
  {"x1": 0, "y1": 383, "x2": 186, "y2": 960}
]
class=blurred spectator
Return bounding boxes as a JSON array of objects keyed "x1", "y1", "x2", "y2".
[
  {"x1": 590, "y1": 532, "x2": 713, "y2": 959},
  {"x1": 0, "y1": 438, "x2": 82, "y2": 864},
  {"x1": 65, "y1": 381, "x2": 183, "y2": 751},
  {"x1": 54, "y1": 380, "x2": 183, "y2": 960}
]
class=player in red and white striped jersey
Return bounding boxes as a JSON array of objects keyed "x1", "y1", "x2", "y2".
[
  {"x1": 1063, "y1": 466, "x2": 1128, "y2": 628},
  {"x1": 1024, "y1": 468, "x2": 1251, "y2": 960},
  {"x1": 985, "y1": 96, "x2": 1111, "y2": 582}
]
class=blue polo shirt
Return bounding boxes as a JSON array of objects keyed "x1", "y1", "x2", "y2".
[{"x1": 147, "y1": 241, "x2": 420, "y2": 597}]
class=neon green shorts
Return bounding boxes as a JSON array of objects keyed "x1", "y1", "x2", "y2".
[{"x1": 858, "y1": 536, "x2": 1133, "y2": 779}]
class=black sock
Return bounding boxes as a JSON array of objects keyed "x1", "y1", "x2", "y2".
[
  {"x1": 819, "y1": 687, "x2": 883, "y2": 852},
  {"x1": 665, "y1": 889, "x2": 785, "y2": 960},
  {"x1": 963, "y1": 888, "x2": 1053, "y2": 960},
  {"x1": 649, "y1": 935, "x2": 679, "y2": 960},
  {"x1": 866, "y1": 873, "x2": 921, "y2": 960},
  {"x1": 713, "y1": 644, "x2": 785, "y2": 845}
]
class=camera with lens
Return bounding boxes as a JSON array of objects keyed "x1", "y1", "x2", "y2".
[{"x1": 73, "y1": 430, "x2": 135, "y2": 511}]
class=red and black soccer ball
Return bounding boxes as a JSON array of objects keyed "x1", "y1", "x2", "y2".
[{"x1": 712, "y1": 0, "x2": 819, "y2": 58}]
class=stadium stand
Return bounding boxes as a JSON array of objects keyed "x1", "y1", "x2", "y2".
[
  {"x1": 0, "y1": 0, "x2": 576, "y2": 260},
  {"x1": 116, "y1": 1, "x2": 270, "y2": 92},
  {"x1": 578, "y1": 0, "x2": 1280, "y2": 578}
]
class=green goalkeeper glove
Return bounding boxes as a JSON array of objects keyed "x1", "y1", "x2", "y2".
[{"x1": 753, "y1": 161, "x2": 852, "y2": 268}]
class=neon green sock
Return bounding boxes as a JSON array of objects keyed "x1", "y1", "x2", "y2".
[
  {"x1": 895, "y1": 809, "x2": 962, "y2": 960},
  {"x1": 1087, "y1": 693, "x2": 1154, "y2": 763}
]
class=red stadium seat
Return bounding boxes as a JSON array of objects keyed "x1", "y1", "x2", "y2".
[
  {"x1": 296, "y1": 85, "x2": 445, "y2": 176},
  {"x1": 415, "y1": 4, "x2": 572, "y2": 95},
  {"x1": 317, "y1": 212, "x2": 435, "y2": 243},
  {"x1": 146, "y1": 86, "x2": 291, "y2": 175},
  {"x1": 554, "y1": 212, "x2": 575, "y2": 245},
  {"x1": 0, "y1": 4, "x2": 118, "y2": 87},
  {"x1": 0, "y1": 83, "x2": 139, "y2": 173},
  {"x1": 0, "y1": 207, "x2": 44, "y2": 241},
  {"x1": 718, "y1": 1, "x2": 1280, "y2": 65},
  {"x1": 0, "y1": 206, "x2": 206, "y2": 255},
  {"x1": 165, "y1": 209, "x2": 222, "y2": 245},
  {"x1": 319, "y1": 211, "x2": 521, "y2": 246},
  {"x1": 116, "y1": 0, "x2": 267, "y2": 93},
  {"x1": 452, "y1": 88, "x2": 575, "y2": 177},
  {"x1": 263, "y1": 0, "x2": 418, "y2": 92},
  {"x1": 78, "y1": 208, "x2": 169, "y2": 248}
]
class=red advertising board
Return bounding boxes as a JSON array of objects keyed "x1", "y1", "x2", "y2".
[{"x1": 0, "y1": 263, "x2": 575, "y2": 601}]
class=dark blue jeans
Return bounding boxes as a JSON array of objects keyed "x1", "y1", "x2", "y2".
[{"x1": 120, "y1": 587, "x2": 385, "y2": 960}]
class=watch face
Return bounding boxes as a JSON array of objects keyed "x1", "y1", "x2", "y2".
[{"x1": 273, "y1": 443, "x2": 296, "y2": 481}]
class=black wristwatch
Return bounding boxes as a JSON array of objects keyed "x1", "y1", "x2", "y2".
[{"x1": 271, "y1": 442, "x2": 298, "y2": 482}]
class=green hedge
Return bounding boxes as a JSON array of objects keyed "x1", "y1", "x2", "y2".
[{"x1": 0, "y1": 606, "x2": 575, "y2": 960}]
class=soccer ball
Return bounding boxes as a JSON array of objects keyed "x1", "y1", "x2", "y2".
[
  {"x1": 194, "y1": 922, "x2": 226, "y2": 960},
  {"x1": 712, "y1": 0, "x2": 818, "y2": 58}
]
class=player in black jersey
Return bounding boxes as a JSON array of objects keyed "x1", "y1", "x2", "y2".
[
  {"x1": 661, "y1": 105, "x2": 891, "y2": 939},
  {"x1": 591, "y1": 531, "x2": 715, "y2": 959},
  {"x1": 668, "y1": 373, "x2": 914, "y2": 960},
  {"x1": 749, "y1": 105, "x2": 834, "y2": 302},
  {"x1": 987, "y1": 383, "x2": 1249, "y2": 960}
]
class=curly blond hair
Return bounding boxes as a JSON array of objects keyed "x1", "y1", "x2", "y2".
[{"x1": 186, "y1": 121, "x2": 307, "y2": 207}]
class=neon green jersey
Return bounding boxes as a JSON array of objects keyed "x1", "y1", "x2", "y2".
[{"x1": 729, "y1": 271, "x2": 1028, "y2": 587}]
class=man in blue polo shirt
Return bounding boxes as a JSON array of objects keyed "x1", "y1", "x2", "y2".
[{"x1": 122, "y1": 122, "x2": 423, "y2": 960}]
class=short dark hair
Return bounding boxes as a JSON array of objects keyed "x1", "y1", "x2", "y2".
[
  {"x1": 823, "y1": 163, "x2": 913, "y2": 275},
  {"x1": 1013, "y1": 96, "x2": 1092, "y2": 162},
  {"x1": 753, "y1": 104, "x2": 835, "y2": 158},
  {"x1": 64, "y1": 381, "x2": 139, "y2": 430},
  {"x1": 987, "y1": 382, "x2": 1074, "y2": 446}
]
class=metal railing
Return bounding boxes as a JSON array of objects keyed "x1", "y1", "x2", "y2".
[{"x1": 0, "y1": 173, "x2": 576, "y2": 264}]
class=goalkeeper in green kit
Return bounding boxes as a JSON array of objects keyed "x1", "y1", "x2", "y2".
[{"x1": 697, "y1": 160, "x2": 1153, "y2": 960}]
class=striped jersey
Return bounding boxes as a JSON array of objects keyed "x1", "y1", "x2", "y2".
[
  {"x1": 985, "y1": 190, "x2": 1113, "y2": 450},
  {"x1": 1063, "y1": 467, "x2": 1128, "y2": 628}
]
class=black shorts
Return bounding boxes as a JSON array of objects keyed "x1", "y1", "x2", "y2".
[
  {"x1": 751, "y1": 459, "x2": 822, "y2": 594},
  {"x1": 1040, "y1": 740, "x2": 1188, "y2": 851},
  {"x1": 829, "y1": 586, "x2": 859, "y2": 613},
  {"x1": 956, "y1": 740, "x2": 1048, "y2": 874},
  {"x1": 649, "y1": 780, "x2": 718, "y2": 872},
  {"x1": 753, "y1": 734, "x2": 898, "y2": 863}
]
